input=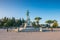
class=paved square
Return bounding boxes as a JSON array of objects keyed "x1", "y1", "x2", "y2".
[{"x1": 0, "y1": 29, "x2": 60, "y2": 40}]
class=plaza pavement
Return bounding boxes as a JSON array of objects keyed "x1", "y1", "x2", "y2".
[{"x1": 0, "y1": 29, "x2": 60, "y2": 40}]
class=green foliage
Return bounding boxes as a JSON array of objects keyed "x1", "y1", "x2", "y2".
[
  {"x1": 3, "y1": 17, "x2": 8, "y2": 23},
  {"x1": 52, "y1": 21, "x2": 58, "y2": 28},
  {"x1": 45, "y1": 20, "x2": 58, "y2": 28},
  {"x1": 45, "y1": 20, "x2": 54, "y2": 27},
  {"x1": 32, "y1": 22, "x2": 36, "y2": 27},
  {"x1": 33, "y1": 17, "x2": 42, "y2": 28},
  {"x1": 11, "y1": 17, "x2": 15, "y2": 26},
  {"x1": 0, "y1": 17, "x2": 26, "y2": 28},
  {"x1": 35, "y1": 17, "x2": 42, "y2": 21},
  {"x1": 0, "y1": 20, "x2": 2, "y2": 26},
  {"x1": 16, "y1": 19, "x2": 22, "y2": 27},
  {"x1": 32, "y1": 21, "x2": 41, "y2": 28},
  {"x1": 45, "y1": 20, "x2": 54, "y2": 24},
  {"x1": 22, "y1": 18, "x2": 25, "y2": 23},
  {"x1": 35, "y1": 17, "x2": 42, "y2": 25}
]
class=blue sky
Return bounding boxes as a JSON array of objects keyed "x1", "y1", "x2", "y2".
[{"x1": 0, "y1": 0, "x2": 60, "y2": 24}]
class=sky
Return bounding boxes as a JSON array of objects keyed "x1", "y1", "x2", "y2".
[{"x1": 0, "y1": 0, "x2": 60, "y2": 24}]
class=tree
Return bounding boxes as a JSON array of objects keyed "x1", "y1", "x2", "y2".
[
  {"x1": 45, "y1": 20, "x2": 54, "y2": 27},
  {"x1": 52, "y1": 20, "x2": 58, "y2": 28},
  {"x1": 32, "y1": 21, "x2": 36, "y2": 28},
  {"x1": 0, "y1": 17, "x2": 26, "y2": 28},
  {"x1": 45, "y1": 20, "x2": 54, "y2": 31},
  {"x1": 3, "y1": 19, "x2": 12, "y2": 32},
  {"x1": 0, "y1": 20, "x2": 3, "y2": 28},
  {"x1": 4, "y1": 23, "x2": 9, "y2": 32},
  {"x1": 34, "y1": 17, "x2": 42, "y2": 28},
  {"x1": 4, "y1": 19, "x2": 12, "y2": 28},
  {"x1": 3, "y1": 17, "x2": 8, "y2": 23},
  {"x1": 4, "y1": 23, "x2": 8, "y2": 28},
  {"x1": 11, "y1": 17, "x2": 15, "y2": 26},
  {"x1": 22, "y1": 18, "x2": 25, "y2": 24},
  {"x1": 35, "y1": 17, "x2": 42, "y2": 25},
  {"x1": 16, "y1": 19, "x2": 22, "y2": 27}
]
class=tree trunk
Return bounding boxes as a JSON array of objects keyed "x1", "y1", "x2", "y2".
[{"x1": 7, "y1": 28, "x2": 8, "y2": 32}]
